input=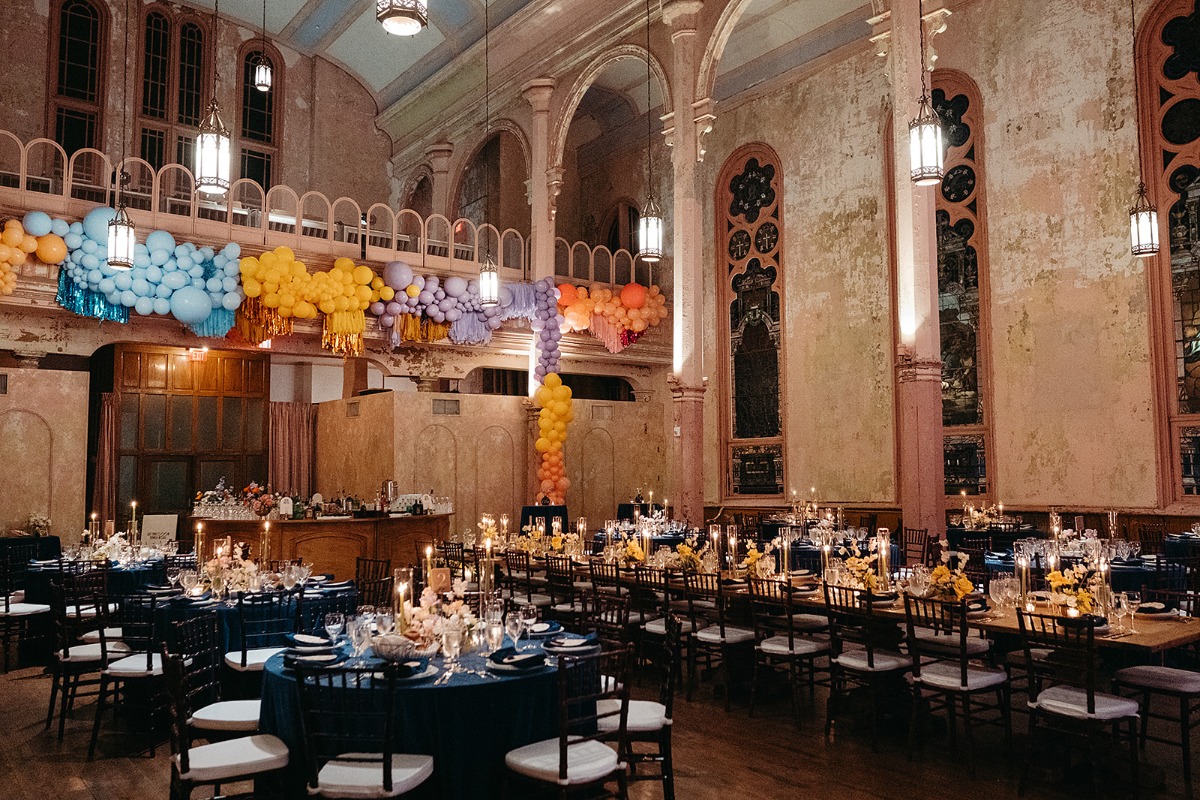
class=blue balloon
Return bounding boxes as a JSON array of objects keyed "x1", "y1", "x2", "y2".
[
  {"x1": 113, "y1": 273, "x2": 132, "y2": 291},
  {"x1": 134, "y1": 296, "x2": 154, "y2": 315},
  {"x1": 223, "y1": 262, "x2": 239, "y2": 277},
  {"x1": 188, "y1": 265, "x2": 204, "y2": 278},
  {"x1": 69, "y1": 222, "x2": 84, "y2": 235},
  {"x1": 213, "y1": 255, "x2": 227, "y2": 269},
  {"x1": 150, "y1": 249, "x2": 170, "y2": 266},
  {"x1": 223, "y1": 242, "x2": 240, "y2": 259},
  {"x1": 156, "y1": 284, "x2": 172, "y2": 298},
  {"x1": 208, "y1": 292, "x2": 223, "y2": 307},
  {"x1": 82, "y1": 206, "x2": 116, "y2": 242},
  {"x1": 145, "y1": 265, "x2": 162, "y2": 283},
  {"x1": 87, "y1": 268, "x2": 102, "y2": 284},
  {"x1": 198, "y1": 246, "x2": 214, "y2": 262},
  {"x1": 119, "y1": 290, "x2": 137, "y2": 307},
  {"x1": 153, "y1": 297, "x2": 171, "y2": 315},
  {"x1": 98, "y1": 278, "x2": 115, "y2": 294},
  {"x1": 174, "y1": 244, "x2": 190, "y2": 259},
  {"x1": 82, "y1": 253, "x2": 99, "y2": 270},
  {"x1": 133, "y1": 252, "x2": 151, "y2": 268},
  {"x1": 221, "y1": 293, "x2": 241, "y2": 311},
  {"x1": 169, "y1": 286, "x2": 212, "y2": 324},
  {"x1": 131, "y1": 279, "x2": 151, "y2": 297},
  {"x1": 106, "y1": 290, "x2": 122, "y2": 305},
  {"x1": 64, "y1": 232, "x2": 82, "y2": 250},
  {"x1": 81, "y1": 239, "x2": 98, "y2": 255},
  {"x1": 191, "y1": 277, "x2": 205, "y2": 289},
  {"x1": 145, "y1": 230, "x2": 176, "y2": 253},
  {"x1": 99, "y1": 262, "x2": 117, "y2": 277},
  {"x1": 176, "y1": 254, "x2": 194, "y2": 271},
  {"x1": 162, "y1": 270, "x2": 188, "y2": 291},
  {"x1": 22, "y1": 211, "x2": 52, "y2": 237},
  {"x1": 205, "y1": 277, "x2": 223, "y2": 293},
  {"x1": 50, "y1": 218, "x2": 70, "y2": 237},
  {"x1": 222, "y1": 276, "x2": 238, "y2": 293}
]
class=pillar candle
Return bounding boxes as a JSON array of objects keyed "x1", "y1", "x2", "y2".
[{"x1": 195, "y1": 522, "x2": 205, "y2": 561}]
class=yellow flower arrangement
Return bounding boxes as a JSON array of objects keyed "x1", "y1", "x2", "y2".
[
  {"x1": 676, "y1": 542, "x2": 701, "y2": 573},
  {"x1": 840, "y1": 550, "x2": 879, "y2": 592},
  {"x1": 623, "y1": 539, "x2": 646, "y2": 565},
  {"x1": 929, "y1": 563, "x2": 976, "y2": 600},
  {"x1": 550, "y1": 535, "x2": 563, "y2": 552},
  {"x1": 1046, "y1": 566, "x2": 1095, "y2": 614}
]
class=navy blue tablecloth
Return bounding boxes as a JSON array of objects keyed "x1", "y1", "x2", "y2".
[
  {"x1": 1165, "y1": 535, "x2": 1200, "y2": 559},
  {"x1": 520, "y1": 505, "x2": 568, "y2": 534},
  {"x1": 22, "y1": 559, "x2": 165, "y2": 604},
  {"x1": 982, "y1": 555, "x2": 1179, "y2": 593},
  {"x1": 259, "y1": 639, "x2": 558, "y2": 800},
  {"x1": 0, "y1": 535, "x2": 60, "y2": 562}
]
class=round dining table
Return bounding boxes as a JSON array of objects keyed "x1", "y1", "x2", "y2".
[{"x1": 259, "y1": 640, "x2": 559, "y2": 800}]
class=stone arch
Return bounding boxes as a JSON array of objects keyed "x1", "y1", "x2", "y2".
[
  {"x1": 550, "y1": 44, "x2": 673, "y2": 174},
  {"x1": 449, "y1": 118, "x2": 532, "y2": 217},
  {"x1": 401, "y1": 163, "x2": 434, "y2": 212},
  {"x1": 696, "y1": 0, "x2": 758, "y2": 105}
]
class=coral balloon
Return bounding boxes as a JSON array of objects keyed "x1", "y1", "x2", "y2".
[{"x1": 619, "y1": 282, "x2": 647, "y2": 310}]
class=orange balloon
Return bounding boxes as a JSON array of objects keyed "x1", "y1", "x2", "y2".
[
  {"x1": 620, "y1": 283, "x2": 647, "y2": 310},
  {"x1": 35, "y1": 235, "x2": 67, "y2": 264},
  {"x1": 557, "y1": 283, "x2": 578, "y2": 306}
]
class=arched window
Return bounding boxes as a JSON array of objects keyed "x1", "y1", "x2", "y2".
[
  {"x1": 932, "y1": 71, "x2": 993, "y2": 499},
  {"x1": 52, "y1": 0, "x2": 105, "y2": 157},
  {"x1": 603, "y1": 199, "x2": 640, "y2": 254},
  {"x1": 1139, "y1": 0, "x2": 1200, "y2": 499},
  {"x1": 716, "y1": 144, "x2": 786, "y2": 498},
  {"x1": 240, "y1": 46, "x2": 280, "y2": 189},
  {"x1": 136, "y1": 7, "x2": 207, "y2": 172}
]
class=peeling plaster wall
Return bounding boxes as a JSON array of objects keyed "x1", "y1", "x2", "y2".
[
  {"x1": 0, "y1": 368, "x2": 88, "y2": 537},
  {"x1": 933, "y1": 0, "x2": 1157, "y2": 507},
  {"x1": 700, "y1": 48, "x2": 896, "y2": 505}
]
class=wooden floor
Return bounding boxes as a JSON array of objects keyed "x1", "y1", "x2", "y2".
[{"x1": 0, "y1": 661, "x2": 1191, "y2": 800}]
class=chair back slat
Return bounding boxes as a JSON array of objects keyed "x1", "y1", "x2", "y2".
[
  {"x1": 357, "y1": 576, "x2": 394, "y2": 608},
  {"x1": 903, "y1": 594, "x2": 971, "y2": 686},
  {"x1": 118, "y1": 593, "x2": 159, "y2": 671},
  {"x1": 589, "y1": 561, "x2": 623, "y2": 595},
  {"x1": 583, "y1": 591, "x2": 631, "y2": 646},
  {"x1": 556, "y1": 646, "x2": 632, "y2": 784},
  {"x1": 235, "y1": 592, "x2": 298, "y2": 664},
  {"x1": 747, "y1": 577, "x2": 798, "y2": 649},
  {"x1": 1016, "y1": 609, "x2": 1103, "y2": 715},
  {"x1": 169, "y1": 612, "x2": 223, "y2": 711},
  {"x1": 823, "y1": 583, "x2": 902, "y2": 670},
  {"x1": 355, "y1": 557, "x2": 392, "y2": 584}
]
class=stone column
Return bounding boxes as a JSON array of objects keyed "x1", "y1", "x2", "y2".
[
  {"x1": 890, "y1": 0, "x2": 945, "y2": 539},
  {"x1": 425, "y1": 142, "x2": 454, "y2": 219},
  {"x1": 663, "y1": 0, "x2": 706, "y2": 527},
  {"x1": 522, "y1": 78, "x2": 557, "y2": 281},
  {"x1": 342, "y1": 357, "x2": 369, "y2": 399},
  {"x1": 525, "y1": 400, "x2": 542, "y2": 502}
]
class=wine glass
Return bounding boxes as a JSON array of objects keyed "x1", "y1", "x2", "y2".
[
  {"x1": 486, "y1": 620, "x2": 505, "y2": 653},
  {"x1": 505, "y1": 611, "x2": 523, "y2": 651},
  {"x1": 179, "y1": 569, "x2": 198, "y2": 596},
  {"x1": 375, "y1": 611, "x2": 395, "y2": 636},
  {"x1": 210, "y1": 572, "x2": 227, "y2": 602},
  {"x1": 324, "y1": 612, "x2": 345, "y2": 643},
  {"x1": 281, "y1": 566, "x2": 298, "y2": 591},
  {"x1": 988, "y1": 576, "x2": 1006, "y2": 618},
  {"x1": 1129, "y1": 541, "x2": 1142, "y2": 560},
  {"x1": 1126, "y1": 591, "x2": 1142, "y2": 633},
  {"x1": 519, "y1": 605, "x2": 538, "y2": 648},
  {"x1": 349, "y1": 617, "x2": 372, "y2": 665},
  {"x1": 167, "y1": 565, "x2": 181, "y2": 591},
  {"x1": 1114, "y1": 592, "x2": 1130, "y2": 633}
]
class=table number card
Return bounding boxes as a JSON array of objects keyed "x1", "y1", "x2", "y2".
[
  {"x1": 140, "y1": 514, "x2": 178, "y2": 550},
  {"x1": 429, "y1": 567, "x2": 451, "y2": 594}
]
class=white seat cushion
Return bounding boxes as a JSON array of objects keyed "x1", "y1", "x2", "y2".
[
  {"x1": 224, "y1": 647, "x2": 286, "y2": 672},
  {"x1": 190, "y1": 699, "x2": 262, "y2": 732},
  {"x1": 59, "y1": 641, "x2": 131, "y2": 663},
  {"x1": 1115, "y1": 665, "x2": 1200, "y2": 695},
  {"x1": 643, "y1": 617, "x2": 696, "y2": 635},
  {"x1": 596, "y1": 699, "x2": 668, "y2": 733},
  {"x1": 694, "y1": 626, "x2": 755, "y2": 645},
  {"x1": 80, "y1": 626, "x2": 123, "y2": 643},
  {"x1": 914, "y1": 661, "x2": 1007, "y2": 692},
  {"x1": 910, "y1": 627, "x2": 991, "y2": 656},
  {"x1": 176, "y1": 733, "x2": 289, "y2": 782},
  {"x1": 313, "y1": 752, "x2": 434, "y2": 798},
  {"x1": 832, "y1": 650, "x2": 910, "y2": 673},
  {"x1": 572, "y1": 581, "x2": 592, "y2": 592},
  {"x1": 505, "y1": 736, "x2": 620, "y2": 786},
  {"x1": 65, "y1": 603, "x2": 119, "y2": 619},
  {"x1": 758, "y1": 635, "x2": 830, "y2": 657},
  {"x1": 790, "y1": 613, "x2": 829, "y2": 631},
  {"x1": 1032, "y1": 685, "x2": 1140, "y2": 721},
  {"x1": 105, "y1": 652, "x2": 163, "y2": 677},
  {"x1": 511, "y1": 594, "x2": 554, "y2": 608},
  {"x1": 552, "y1": 601, "x2": 585, "y2": 614},
  {"x1": 0, "y1": 602, "x2": 50, "y2": 617}
]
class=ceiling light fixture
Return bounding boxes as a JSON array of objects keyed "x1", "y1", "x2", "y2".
[
  {"x1": 478, "y1": 0, "x2": 499, "y2": 307},
  {"x1": 253, "y1": 0, "x2": 272, "y2": 92},
  {"x1": 376, "y1": 0, "x2": 428, "y2": 36},
  {"x1": 195, "y1": 0, "x2": 231, "y2": 195},
  {"x1": 1128, "y1": 0, "x2": 1158, "y2": 257},
  {"x1": 636, "y1": 0, "x2": 663, "y2": 263},
  {"x1": 908, "y1": 8, "x2": 944, "y2": 186},
  {"x1": 108, "y1": 0, "x2": 136, "y2": 270}
]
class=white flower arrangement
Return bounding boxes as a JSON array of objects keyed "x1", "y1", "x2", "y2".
[{"x1": 26, "y1": 513, "x2": 51, "y2": 537}]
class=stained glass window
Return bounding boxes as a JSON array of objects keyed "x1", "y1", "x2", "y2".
[
  {"x1": 717, "y1": 146, "x2": 785, "y2": 497},
  {"x1": 932, "y1": 73, "x2": 991, "y2": 496}
]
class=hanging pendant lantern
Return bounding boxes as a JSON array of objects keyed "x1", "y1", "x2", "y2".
[
  {"x1": 637, "y1": 196, "x2": 664, "y2": 263},
  {"x1": 377, "y1": 0, "x2": 428, "y2": 36},
  {"x1": 479, "y1": 254, "x2": 500, "y2": 307},
  {"x1": 107, "y1": 204, "x2": 136, "y2": 271},
  {"x1": 253, "y1": 55, "x2": 272, "y2": 92},
  {"x1": 195, "y1": 98, "x2": 231, "y2": 195},
  {"x1": 1130, "y1": 182, "x2": 1159, "y2": 257},
  {"x1": 909, "y1": 93, "x2": 944, "y2": 186}
]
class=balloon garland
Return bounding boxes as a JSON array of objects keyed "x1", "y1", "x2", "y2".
[
  {"x1": 1, "y1": 212, "x2": 67, "y2": 298},
  {"x1": 557, "y1": 282, "x2": 667, "y2": 353},
  {"x1": 534, "y1": 373, "x2": 573, "y2": 504}
]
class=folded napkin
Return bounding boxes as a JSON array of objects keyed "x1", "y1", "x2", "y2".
[
  {"x1": 374, "y1": 659, "x2": 429, "y2": 680},
  {"x1": 965, "y1": 598, "x2": 989, "y2": 613},
  {"x1": 1137, "y1": 602, "x2": 1173, "y2": 615},
  {"x1": 988, "y1": 551, "x2": 1012, "y2": 560},
  {"x1": 488, "y1": 647, "x2": 546, "y2": 670},
  {"x1": 1055, "y1": 613, "x2": 1108, "y2": 629},
  {"x1": 285, "y1": 651, "x2": 342, "y2": 665},
  {"x1": 290, "y1": 632, "x2": 332, "y2": 646},
  {"x1": 168, "y1": 592, "x2": 212, "y2": 605},
  {"x1": 526, "y1": 620, "x2": 563, "y2": 637},
  {"x1": 544, "y1": 632, "x2": 599, "y2": 651}
]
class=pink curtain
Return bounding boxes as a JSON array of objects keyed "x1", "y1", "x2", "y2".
[
  {"x1": 269, "y1": 402, "x2": 316, "y2": 497},
  {"x1": 91, "y1": 392, "x2": 117, "y2": 523}
]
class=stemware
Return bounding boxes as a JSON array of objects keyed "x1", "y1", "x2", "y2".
[
  {"x1": 1113, "y1": 592, "x2": 1130, "y2": 633},
  {"x1": 325, "y1": 611, "x2": 345, "y2": 643},
  {"x1": 1126, "y1": 591, "x2": 1142, "y2": 634},
  {"x1": 519, "y1": 605, "x2": 539, "y2": 648},
  {"x1": 486, "y1": 620, "x2": 505, "y2": 653},
  {"x1": 281, "y1": 566, "x2": 298, "y2": 591},
  {"x1": 179, "y1": 569, "x2": 198, "y2": 595},
  {"x1": 1129, "y1": 542, "x2": 1142, "y2": 560},
  {"x1": 348, "y1": 617, "x2": 372, "y2": 665},
  {"x1": 210, "y1": 572, "x2": 227, "y2": 602},
  {"x1": 375, "y1": 611, "x2": 395, "y2": 636},
  {"x1": 442, "y1": 622, "x2": 464, "y2": 664},
  {"x1": 505, "y1": 611, "x2": 524, "y2": 651}
]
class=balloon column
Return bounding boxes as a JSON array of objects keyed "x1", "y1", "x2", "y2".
[
  {"x1": 53, "y1": 206, "x2": 244, "y2": 334},
  {"x1": 531, "y1": 278, "x2": 562, "y2": 382},
  {"x1": 0, "y1": 212, "x2": 68, "y2": 297},
  {"x1": 534, "y1": 373, "x2": 573, "y2": 504},
  {"x1": 557, "y1": 282, "x2": 667, "y2": 353},
  {"x1": 236, "y1": 248, "x2": 381, "y2": 356}
]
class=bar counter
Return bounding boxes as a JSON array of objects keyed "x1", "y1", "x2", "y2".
[{"x1": 193, "y1": 514, "x2": 450, "y2": 579}]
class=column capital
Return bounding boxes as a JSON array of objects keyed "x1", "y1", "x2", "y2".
[
  {"x1": 546, "y1": 166, "x2": 565, "y2": 221},
  {"x1": 667, "y1": 374, "x2": 708, "y2": 400},
  {"x1": 521, "y1": 77, "x2": 556, "y2": 111},
  {"x1": 424, "y1": 142, "x2": 453, "y2": 171},
  {"x1": 895, "y1": 352, "x2": 943, "y2": 384},
  {"x1": 662, "y1": 0, "x2": 703, "y2": 30}
]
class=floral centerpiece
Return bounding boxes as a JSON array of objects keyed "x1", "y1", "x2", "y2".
[
  {"x1": 91, "y1": 533, "x2": 130, "y2": 561},
  {"x1": 964, "y1": 504, "x2": 1000, "y2": 531},
  {"x1": 25, "y1": 513, "x2": 51, "y2": 537},
  {"x1": 206, "y1": 542, "x2": 260, "y2": 592},
  {"x1": 401, "y1": 584, "x2": 479, "y2": 650},
  {"x1": 195, "y1": 477, "x2": 234, "y2": 507},
  {"x1": 1046, "y1": 564, "x2": 1096, "y2": 614},
  {"x1": 928, "y1": 550, "x2": 977, "y2": 600},
  {"x1": 242, "y1": 482, "x2": 279, "y2": 517},
  {"x1": 741, "y1": 542, "x2": 776, "y2": 579},
  {"x1": 837, "y1": 545, "x2": 880, "y2": 592},
  {"x1": 675, "y1": 541, "x2": 703, "y2": 573},
  {"x1": 621, "y1": 537, "x2": 646, "y2": 566}
]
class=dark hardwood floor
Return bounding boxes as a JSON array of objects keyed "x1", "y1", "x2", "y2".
[{"x1": 0, "y1": 661, "x2": 1189, "y2": 800}]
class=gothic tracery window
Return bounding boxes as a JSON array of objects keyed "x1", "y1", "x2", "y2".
[
  {"x1": 717, "y1": 146, "x2": 785, "y2": 497},
  {"x1": 52, "y1": 0, "x2": 105, "y2": 158}
]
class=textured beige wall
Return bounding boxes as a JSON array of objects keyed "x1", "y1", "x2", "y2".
[
  {"x1": 0, "y1": 368, "x2": 89, "y2": 537},
  {"x1": 315, "y1": 390, "x2": 670, "y2": 533},
  {"x1": 700, "y1": 48, "x2": 897, "y2": 506}
]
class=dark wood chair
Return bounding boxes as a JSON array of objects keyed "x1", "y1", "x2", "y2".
[
  {"x1": 589, "y1": 560, "x2": 627, "y2": 597},
  {"x1": 0, "y1": 540, "x2": 50, "y2": 671},
  {"x1": 583, "y1": 591, "x2": 632, "y2": 648},
  {"x1": 355, "y1": 556, "x2": 391, "y2": 585},
  {"x1": 904, "y1": 594, "x2": 1010, "y2": 774},
  {"x1": 168, "y1": 612, "x2": 260, "y2": 739},
  {"x1": 545, "y1": 555, "x2": 585, "y2": 627},
  {"x1": 823, "y1": 583, "x2": 910, "y2": 751},
  {"x1": 88, "y1": 592, "x2": 165, "y2": 760},
  {"x1": 1016, "y1": 610, "x2": 1139, "y2": 798},
  {"x1": 902, "y1": 527, "x2": 929, "y2": 567},
  {"x1": 504, "y1": 551, "x2": 552, "y2": 608},
  {"x1": 226, "y1": 592, "x2": 297, "y2": 675},
  {"x1": 682, "y1": 572, "x2": 754, "y2": 711},
  {"x1": 747, "y1": 577, "x2": 830, "y2": 728},
  {"x1": 1132, "y1": 521, "x2": 1167, "y2": 555},
  {"x1": 357, "y1": 575, "x2": 394, "y2": 608}
]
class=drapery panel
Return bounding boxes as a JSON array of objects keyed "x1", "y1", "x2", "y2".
[{"x1": 269, "y1": 401, "x2": 316, "y2": 497}]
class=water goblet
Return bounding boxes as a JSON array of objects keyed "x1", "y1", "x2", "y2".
[
  {"x1": 281, "y1": 566, "x2": 298, "y2": 591},
  {"x1": 1130, "y1": 542, "x2": 1142, "y2": 560},
  {"x1": 376, "y1": 611, "x2": 395, "y2": 636},
  {"x1": 210, "y1": 572, "x2": 227, "y2": 602},
  {"x1": 325, "y1": 612, "x2": 345, "y2": 644},
  {"x1": 1114, "y1": 592, "x2": 1130, "y2": 633},
  {"x1": 1126, "y1": 591, "x2": 1142, "y2": 633},
  {"x1": 179, "y1": 569, "x2": 198, "y2": 595},
  {"x1": 519, "y1": 605, "x2": 538, "y2": 648},
  {"x1": 486, "y1": 621, "x2": 505, "y2": 653},
  {"x1": 442, "y1": 623, "x2": 463, "y2": 664},
  {"x1": 505, "y1": 611, "x2": 523, "y2": 650}
]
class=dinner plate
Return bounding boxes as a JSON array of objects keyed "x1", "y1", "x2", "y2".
[
  {"x1": 288, "y1": 652, "x2": 342, "y2": 664},
  {"x1": 486, "y1": 659, "x2": 548, "y2": 673},
  {"x1": 547, "y1": 637, "x2": 589, "y2": 648},
  {"x1": 527, "y1": 621, "x2": 563, "y2": 637},
  {"x1": 289, "y1": 633, "x2": 332, "y2": 646},
  {"x1": 1136, "y1": 605, "x2": 1178, "y2": 617},
  {"x1": 373, "y1": 663, "x2": 438, "y2": 683}
]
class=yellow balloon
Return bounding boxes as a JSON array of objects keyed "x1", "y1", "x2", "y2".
[
  {"x1": 319, "y1": 299, "x2": 336, "y2": 314},
  {"x1": 535, "y1": 386, "x2": 552, "y2": 405},
  {"x1": 334, "y1": 257, "x2": 355, "y2": 271},
  {"x1": 261, "y1": 293, "x2": 280, "y2": 309},
  {"x1": 371, "y1": 277, "x2": 384, "y2": 290},
  {"x1": 1, "y1": 227, "x2": 22, "y2": 248},
  {"x1": 279, "y1": 293, "x2": 295, "y2": 308},
  {"x1": 334, "y1": 295, "x2": 350, "y2": 312},
  {"x1": 552, "y1": 385, "x2": 570, "y2": 402},
  {"x1": 405, "y1": 284, "x2": 420, "y2": 298},
  {"x1": 543, "y1": 373, "x2": 562, "y2": 389},
  {"x1": 274, "y1": 245, "x2": 295, "y2": 260},
  {"x1": 243, "y1": 278, "x2": 262, "y2": 298},
  {"x1": 535, "y1": 437, "x2": 551, "y2": 453},
  {"x1": 278, "y1": 305, "x2": 293, "y2": 318},
  {"x1": 239, "y1": 257, "x2": 259, "y2": 276},
  {"x1": 352, "y1": 265, "x2": 374, "y2": 285}
]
